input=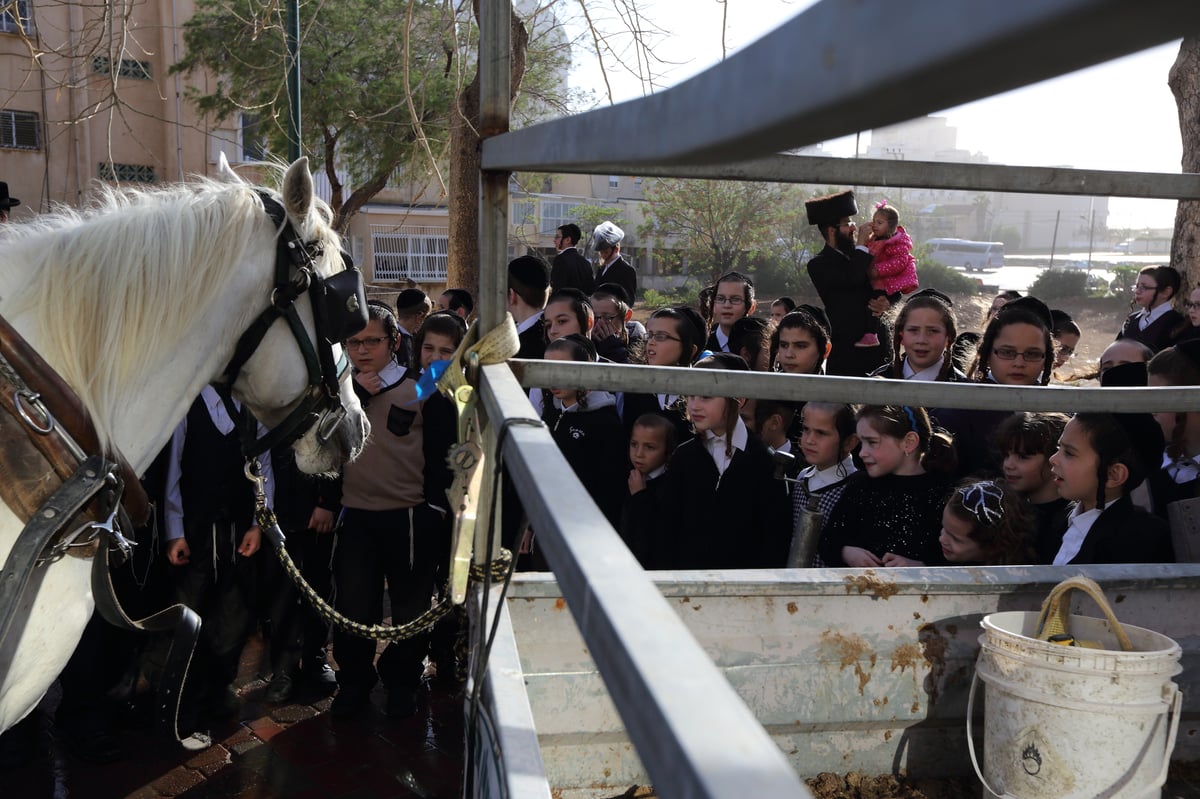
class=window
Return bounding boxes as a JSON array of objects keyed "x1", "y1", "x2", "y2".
[
  {"x1": 540, "y1": 201, "x2": 581, "y2": 235},
  {"x1": 371, "y1": 225, "x2": 448, "y2": 282},
  {"x1": 0, "y1": 0, "x2": 31, "y2": 34},
  {"x1": 98, "y1": 163, "x2": 156, "y2": 183},
  {"x1": 511, "y1": 200, "x2": 535, "y2": 227},
  {"x1": 91, "y1": 55, "x2": 152, "y2": 80},
  {"x1": 608, "y1": 176, "x2": 620, "y2": 188},
  {"x1": 0, "y1": 109, "x2": 39, "y2": 150},
  {"x1": 240, "y1": 113, "x2": 268, "y2": 162}
]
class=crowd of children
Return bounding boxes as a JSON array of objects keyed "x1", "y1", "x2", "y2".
[{"x1": 40, "y1": 226, "x2": 1193, "y2": 759}]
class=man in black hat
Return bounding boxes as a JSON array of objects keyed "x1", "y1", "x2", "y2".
[
  {"x1": 804, "y1": 190, "x2": 891, "y2": 376},
  {"x1": 550, "y1": 224, "x2": 595, "y2": 295},
  {"x1": 0, "y1": 182, "x2": 20, "y2": 223},
  {"x1": 507, "y1": 255, "x2": 551, "y2": 360}
]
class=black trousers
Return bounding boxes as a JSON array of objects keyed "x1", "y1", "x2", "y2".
[
  {"x1": 264, "y1": 526, "x2": 334, "y2": 676},
  {"x1": 173, "y1": 521, "x2": 257, "y2": 727},
  {"x1": 332, "y1": 505, "x2": 439, "y2": 695}
]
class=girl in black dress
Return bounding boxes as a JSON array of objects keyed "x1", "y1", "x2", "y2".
[{"x1": 819, "y1": 405, "x2": 957, "y2": 568}]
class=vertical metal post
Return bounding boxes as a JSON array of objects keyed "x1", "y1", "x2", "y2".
[
  {"x1": 286, "y1": 0, "x2": 302, "y2": 162},
  {"x1": 478, "y1": 0, "x2": 510, "y2": 332}
]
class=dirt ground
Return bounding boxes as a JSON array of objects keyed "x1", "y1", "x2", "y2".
[{"x1": 806, "y1": 772, "x2": 981, "y2": 799}]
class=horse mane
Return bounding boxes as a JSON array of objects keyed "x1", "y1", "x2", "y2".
[{"x1": 1, "y1": 173, "x2": 338, "y2": 450}]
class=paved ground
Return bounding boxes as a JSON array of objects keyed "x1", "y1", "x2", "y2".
[{"x1": 2, "y1": 632, "x2": 464, "y2": 799}]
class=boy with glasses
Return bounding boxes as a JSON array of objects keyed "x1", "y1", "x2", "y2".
[{"x1": 1117, "y1": 265, "x2": 1183, "y2": 353}]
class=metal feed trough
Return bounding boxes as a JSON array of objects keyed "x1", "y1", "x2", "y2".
[{"x1": 462, "y1": 1, "x2": 1200, "y2": 797}]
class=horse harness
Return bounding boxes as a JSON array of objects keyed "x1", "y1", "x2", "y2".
[
  {"x1": 0, "y1": 190, "x2": 366, "y2": 742},
  {"x1": 220, "y1": 192, "x2": 367, "y2": 458}
]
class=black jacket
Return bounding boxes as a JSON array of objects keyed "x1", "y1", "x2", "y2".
[
  {"x1": 1117, "y1": 308, "x2": 1186, "y2": 353},
  {"x1": 517, "y1": 313, "x2": 547, "y2": 360},
  {"x1": 546, "y1": 399, "x2": 628, "y2": 530},
  {"x1": 1040, "y1": 494, "x2": 1174, "y2": 565},
  {"x1": 595, "y1": 256, "x2": 637, "y2": 304},
  {"x1": 653, "y1": 432, "x2": 791, "y2": 569},
  {"x1": 806, "y1": 244, "x2": 891, "y2": 376},
  {"x1": 551, "y1": 248, "x2": 595, "y2": 295}
]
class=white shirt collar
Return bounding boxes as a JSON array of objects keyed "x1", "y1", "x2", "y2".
[
  {"x1": 201, "y1": 385, "x2": 240, "y2": 435},
  {"x1": 704, "y1": 417, "x2": 749, "y2": 476},
  {"x1": 515, "y1": 310, "x2": 543, "y2": 335},
  {"x1": 1163, "y1": 450, "x2": 1200, "y2": 483},
  {"x1": 377, "y1": 359, "x2": 407, "y2": 388},
  {"x1": 647, "y1": 463, "x2": 667, "y2": 480},
  {"x1": 1142, "y1": 302, "x2": 1173, "y2": 327},
  {"x1": 714, "y1": 327, "x2": 730, "y2": 352},
  {"x1": 800, "y1": 455, "x2": 857, "y2": 492},
  {"x1": 903, "y1": 358, "x2": 942, "y2": 381},
  {"x1": 1053, "y1": 499, "x2": 1118, "y2": 565}
]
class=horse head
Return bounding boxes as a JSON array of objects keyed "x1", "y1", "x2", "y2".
[{"x1": 217, "y1": 157, "x2": 370, "y2": 474}]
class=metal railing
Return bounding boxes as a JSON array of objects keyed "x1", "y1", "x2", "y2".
[{"x1": 473, "y1": 1, "x2": 1200, "y2": 797}]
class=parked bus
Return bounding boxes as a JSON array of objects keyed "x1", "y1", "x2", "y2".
[{"x1": 924, "y1": 238, "x2": 1006, "y2": 271}]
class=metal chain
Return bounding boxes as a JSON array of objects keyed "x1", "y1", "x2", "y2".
[{"x1": 255, "y1": 504, "x2": 511, "y2": 642}]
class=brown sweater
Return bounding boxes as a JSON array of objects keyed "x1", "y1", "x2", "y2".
[{"x1": 341, "y1": 374, "x2": 426, "y2": 511}]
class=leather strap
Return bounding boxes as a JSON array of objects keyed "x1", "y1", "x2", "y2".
[
  {"x1": 91, "y1": 537, "x2": 201, "y2": 743},
  {"x1": 0, "y1": 314, "x2": 150, "y2": 525},
  {"x1": 0, "y1": 454, "x2": 116, "y2": 651}
]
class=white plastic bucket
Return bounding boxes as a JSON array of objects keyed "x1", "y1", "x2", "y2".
[{"x1": 968, "y1": 606, "x2": 1182, "y2": 799}]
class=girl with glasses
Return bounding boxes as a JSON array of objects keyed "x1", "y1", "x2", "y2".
[
  {"x1": 703, "y1": 271, "x2": 757, "y2": 353},
  {"x1": 1117, "y1": 265, "x2": 1183, "y2": 353},
  {"x1": 621, "y1": 306, "x2": 707, "y2": 444},
  {"x1": 1169, "y1": 284, "x2": 1200, "y2": 346}
]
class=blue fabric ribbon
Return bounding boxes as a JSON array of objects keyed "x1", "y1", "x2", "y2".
[{"x1": 412, "y1": 360, "x2": 451, "y2": 403}]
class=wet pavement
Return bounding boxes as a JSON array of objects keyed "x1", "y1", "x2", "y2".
[{"x1": 2, "y1": 632, "x2": 464, "y2": 799}]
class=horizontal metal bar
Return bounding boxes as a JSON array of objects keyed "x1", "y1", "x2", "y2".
[
  {"x1": 512, "y1": 360, "x2": 1200, "y2": 413},
  {"x1": 528, "y1": 155, "x2": 1200, "y2": 201},
  {"x1": 477, "y1": 363, "x2": 813, "y2": 799},
  {"x1": 484, "y1": 0, "x2": 1200, "y2": 172}
]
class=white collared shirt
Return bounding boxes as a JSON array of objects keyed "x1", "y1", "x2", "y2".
[
  {"x1": 1053, "y1": 499, "x2": 1118, "y2": 565},
  {"x1": 1139, "y1": 302, "x2": 1173, "y2": 331},
  {"x1": 714, "y1": 327, "x2": 730, "y2": 353},
  {"x1": 799, "y1": 455, "x2": 857, "y2": 492},
  {"x1": 1163, "y1": 450, "x2": 1200, "y2": 483},
  {"x1": 656, "y1": 393, "x2": 679, "y2": 410},
  {"x1": 903, "y1": 358, "x2": 942, "y2": 381},
  {"x1": 704, "y1": 417, "x2": 749, "y2": 476},
  {"x1": 515, "y1": 311, "x2": 543, "y2": 336}
]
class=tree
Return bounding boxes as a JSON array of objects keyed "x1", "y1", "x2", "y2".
[
  {"x1": 173, "y1": 0, "x2": 461, "y2": 233},
  {"x1": 639, "y1": 178, "x2": 788, "y2": 284},
  {"x1": 1169, "y1": 35, "x2": 1200, "y2": 291}
]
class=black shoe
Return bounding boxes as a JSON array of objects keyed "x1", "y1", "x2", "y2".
[
  {"x1": 265, "y1": 673, "x2": 294, "y2": 704},
  {"x1": 385, "y1": 690, "x2": 417, "y2": 719},
  {"x1": 300, "y1": 662, "x2": 338, "y2": 697},
  {"x1": 330, "y1": 688, "x2": 370, "y2": 719}
]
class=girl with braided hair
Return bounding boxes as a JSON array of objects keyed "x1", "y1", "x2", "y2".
[
  {"x1": 819, "y1": 405, "x2": 957, "y2": 568},
  {"x1": 1044, "y1": 413, "x2": 1173, "y2": 565},
  {"x1": 871, "y1": 289, "x2": 964, "y2": 382}
]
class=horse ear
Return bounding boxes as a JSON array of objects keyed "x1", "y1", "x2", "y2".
[
  {"x1": 282, "y1": 157, "x2": 314, "y2": 224},
  {"x1": 216, "y1": 152, "x2": 244, "y2": 184}
]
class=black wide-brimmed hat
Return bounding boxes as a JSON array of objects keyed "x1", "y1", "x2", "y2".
[
  {"x1": 805, "y1": 190, "x2": 857, "y2": 226},
  {"x1": 0, "y1": 182, "x2": 20, "y2": 211}
]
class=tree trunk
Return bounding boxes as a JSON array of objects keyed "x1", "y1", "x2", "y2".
[
  {"x1": 1170, "y1": 36, "x2": 1200, "y2": 290},
  {"x1": 446, "y1": 1, "x2": 529, "y2": 296}
]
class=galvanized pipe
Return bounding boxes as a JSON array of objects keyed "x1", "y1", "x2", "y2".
[
  {"x1": 483, "y1": 0, "x2": 1200, "y2": 172},
  {"x1": 513, "y1": 360, "x2": 1200, "y2": 413},
  {"x1": 478, "y1": 363, "x2": 815, "y2": 799},
  {"x1": 513, "y1": 154, "x2": 1200, "y2": 201}
]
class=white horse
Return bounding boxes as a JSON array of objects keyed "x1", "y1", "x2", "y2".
[{"x1": 0, "y1": 157, "x2": 368, "y2": 732}]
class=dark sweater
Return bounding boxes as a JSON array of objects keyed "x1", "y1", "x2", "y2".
[
  {"x1": 819, "y1": 471, "x2": 953, "y2": 567},
  {"x1": 654, "y1": 433, "x2": 791, "y2": 570}
]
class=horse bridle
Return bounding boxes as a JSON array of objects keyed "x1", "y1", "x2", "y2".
[{"x1": 220, "y1": 192, "x2": 368, "y2": 458}]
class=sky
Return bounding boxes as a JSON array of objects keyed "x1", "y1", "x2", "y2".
[{"x1": 566, "y1": 0, "x2": 1185, "y2": 230}]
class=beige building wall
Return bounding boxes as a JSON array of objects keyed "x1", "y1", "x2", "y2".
[{"x1": 0, "y1": 0, "x2": 217, "y2": 220}]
